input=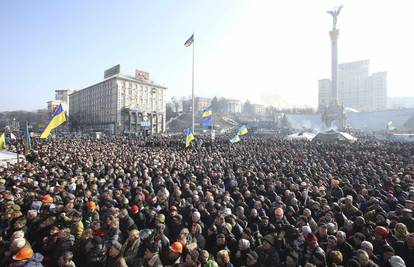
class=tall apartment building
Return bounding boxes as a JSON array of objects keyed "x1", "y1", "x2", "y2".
[
  {"x1": 69, "y1": 65, "x2": 167, "y2": 135},
  {"x1": 318, "y1": 79, "x2": 332, "y2": 111},
  {"x1": 318, "y1": 60, "x2": 387, "y2": 112},
  {"x1": 370, "y1": 72, "x2": 387, "y2": 111}
]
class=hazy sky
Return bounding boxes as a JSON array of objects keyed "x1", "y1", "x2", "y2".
[{"x1": 1, "y1": 0, "x2": 413, "y2": 111}]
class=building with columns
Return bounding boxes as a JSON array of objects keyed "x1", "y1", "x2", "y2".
[
  {"x1": 226, "y1": 99, "x2": 242, "y2": 113},
  {"x1": 69, "y1": 65, "x2": 167, "y2": 135}
]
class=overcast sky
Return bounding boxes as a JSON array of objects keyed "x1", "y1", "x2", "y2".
[{"x1": 1, "y1": 0, "x2": 413, "y2": 111}]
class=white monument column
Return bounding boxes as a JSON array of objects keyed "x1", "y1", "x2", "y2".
[
  {"x1": 327, "y1": 5, "x2": 343, "y2": 105},
  {"x1": 330, "y1": 27, "x2": 339, "y2": 103}
]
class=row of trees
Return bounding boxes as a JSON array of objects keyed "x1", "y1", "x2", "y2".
[{"x1": 0, "y1": 110, "x2": 51, "y2": 132}]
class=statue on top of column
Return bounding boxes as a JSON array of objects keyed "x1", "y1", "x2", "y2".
[{"x1": 327, "y1": 5, "x2": 343, "y2": 28}]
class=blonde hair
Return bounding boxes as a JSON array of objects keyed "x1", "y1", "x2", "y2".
[
  {"x1": 110, "y1": 218, "x2": 120, "y2": 228},
  {"x1": 217, "y1": 250, "x2": 230, "y2": 264},
  {"x1": 192, "y1": 223, "x2": 202, "y2": 236},
  {"x1": 329, "y1": 250, "x2": 343, "y2": 264},
  {"x1": 395, "y1": 223, "x2": 408, "y2": 234}
]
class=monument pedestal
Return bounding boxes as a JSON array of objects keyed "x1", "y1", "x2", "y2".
[{"x1": 322, "y1": 102, "x2": 346, "y2": 130}]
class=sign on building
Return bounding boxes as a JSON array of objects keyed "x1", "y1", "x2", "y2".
[
  {"x1": 104, "y1": 64, "x2": 121, "y2": 79},
  {"x1": 135, "y1": 69, "x2": 149, "y2": 80},
  {"x1": 141, "y1": 121, "x2": 151, "y2": 127}
]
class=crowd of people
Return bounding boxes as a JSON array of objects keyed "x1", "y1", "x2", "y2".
[{"x1": 1, "y1": 135, "x2": 414, "y2": 267}]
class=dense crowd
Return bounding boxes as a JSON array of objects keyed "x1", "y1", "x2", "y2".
[{"x1": 1, "y1": 135, "x2": 414, "y2": 267}]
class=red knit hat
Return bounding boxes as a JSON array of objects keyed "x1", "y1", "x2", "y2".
[
  {"x1": 130, "y1": 205, "x2": 140, "y2": 214},
  {"x1": 306, "y1": 234, "x2": 318, "y2": 243},
  {"x1": 375, "y1": 226, "x2": 389, "y2": 238},
  {"x1": 170, "y1": 205, "x2": 178, "y2": 211}
]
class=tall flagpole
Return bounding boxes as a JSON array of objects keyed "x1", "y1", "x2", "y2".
[
  {"x1": 192, "y1": 33, "x2": 195, "y2": 135},
  {"x1": 211, "y1": 111, "x2": 214, "y2": 141}
]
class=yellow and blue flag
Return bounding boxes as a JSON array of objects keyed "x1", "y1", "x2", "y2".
[
  {"x1": 202, "y1": 105, "x2": 212, "y2": 118},
  {"x1": 202, "y1": 105, "x2": 213, "y2": 127},
  {"x1": 237, "y1": 125, "x2": 248, "y2": 136},
  {"x1": 40, "y1": 104, "x2": 66, "y2": 139},
  {"x1": 23, "y1": 122, "x2": 31, "y2": 155},
  {"x1": 230, "y1": 135, "x2": 241, "y2": 144},
  {"x1": 0, "y1": 133, "x2": 6, "y2": 150},
  {"x1": 185, "y1": 128, "x2": 195, "y2": 148},
  {"x1": 184, "y1": 34, "x2": 194, "y2": 47}
]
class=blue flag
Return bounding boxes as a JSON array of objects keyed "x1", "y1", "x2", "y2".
[
  {"x1": 23, "y1": 122, "x2": 31, "y2": 155},
  {"x1": 202, "y1": 117, "x2": 213, "y2": 127}
]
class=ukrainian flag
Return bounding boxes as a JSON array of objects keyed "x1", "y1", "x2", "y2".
[
  {"x1": 202, "y1": 105, "x2": 212, "y2": 118},
  {"x1": 237, "y1": 125, "x2": 248, "y2": 136},
  {"x1": 0, "y1": 133, "x2": 5, "y2": 150},
  {"x1": 184, "y1": 34, "x2": 194, "y2": 47},
  {"x1": 185, "y1": 128, "x2": 195, "y2": 148},
  {"x1": 40, "y1": 104, "x2": 66, "y2": 139},
  {"x1": 230, "y1": 135, "x2": 240, "y2": 144}
]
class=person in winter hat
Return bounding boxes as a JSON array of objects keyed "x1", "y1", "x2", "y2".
[
  {"x1": 143, "y1": 243, "x2": 163, "y2": 267},
  {"x1": 388, "y1": 256, "x2": 406, "y2": 267},
  {"x1": 234, "y1": 239, "x2": 251, "y2": 267},
  {"x1": 302, "y1": 234, "x2": 326, "y2": 267},
  {"x1": 373, "y1": 226, "x2": 390, "y2": 256},
  {"x1": 106, "y1": 240, "x2": 127, "y2": 267},
  {"x1": 257, "y1": 234, "x2": 280, "y2": 267}
]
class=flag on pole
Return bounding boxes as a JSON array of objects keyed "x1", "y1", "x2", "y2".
[
  {"x1": 202, "y1": 105, "x2": 213, "y2": 127},
  {"x1": 40, "y1": 104, "x2": 66, "y2": 139},
  {"x1": 184, "y1": 34, "x2": 194, "y2": 47},
  {"x1": 230, "y1": 135, "x2": 241, "y2": 144},
  {"x1": 23, "y1": 122, "x2": 31, "y2": 155},
  {"x1": 202, "y1": 117, "x2": 213, "y2": 127},
  {"x1": 237, "y1": 125, "x2": 248, "y2": 136},
  {"x1": 0, "y1": 133, "x2": 6, "y2": 150},
  {"x1": 185, "y1": 128, "x2": 195, "y2": 148},
  {"x1": 202, "y1": 105, "x2": 212, "y2": 118}
]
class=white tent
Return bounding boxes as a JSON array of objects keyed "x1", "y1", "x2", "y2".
[
  {"x1": 312, "y1": 129, "x2": 357, "y2": 143},
  {"x1": 0, "y1": 151, "x2": 26, "y2": 167},
  {"x1": 285, "y1": 132, "x2": 316, "y2": 141}
]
